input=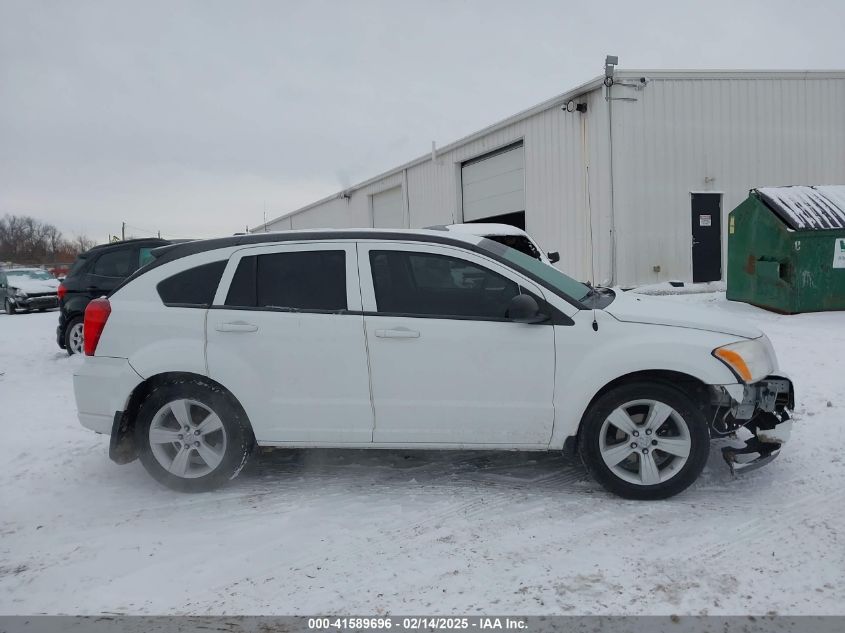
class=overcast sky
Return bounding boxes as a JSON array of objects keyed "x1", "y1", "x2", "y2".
[{"x1": 1, "y1": 0, "x2": 843, "y2": 242}]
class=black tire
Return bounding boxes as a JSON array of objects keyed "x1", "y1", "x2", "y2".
[
  {"x1": 64, "y1": 316, "x2": 84, "y2": 355},
  {"x1": 4, "y1": 299, "x2": 15, "y2": 315},
  {"x1": 135, "y1": 378, "x2": 255, "y2": 492},
  {"x1": 578, "y1": 381, "x2": 710, "y2": 500}
]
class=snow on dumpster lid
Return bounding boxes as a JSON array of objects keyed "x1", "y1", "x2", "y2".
[{"x1": 756, "y1": 185, "x2": 845, "y2": 231}]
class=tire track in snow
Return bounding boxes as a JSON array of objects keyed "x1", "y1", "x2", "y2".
[{"x1": 677, "y1": 489, "x2": 845, "y2": 565}]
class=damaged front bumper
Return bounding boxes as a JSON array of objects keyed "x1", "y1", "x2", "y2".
[{"x1": 713, "y1": 375, "x2": 794, "y2": 474}]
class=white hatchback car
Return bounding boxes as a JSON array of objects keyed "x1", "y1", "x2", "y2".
[
  {"x1": 74, "y1": 229, "x2": 794, "y2": 499},
  {"x1": 436, "y1": 223, "x2": 559, "y2": 266}
]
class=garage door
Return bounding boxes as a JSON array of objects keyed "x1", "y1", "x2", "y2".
[
  {"x1": 371, "y1": 186, "x2": 405, "y2": 228},
  {"x1": 461, "y1": 143, "x2": 524, "y2": 222}
]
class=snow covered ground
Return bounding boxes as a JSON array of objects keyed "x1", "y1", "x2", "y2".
[{"x1": 1, "y1": 295, "x2": 844, "y2": 616}]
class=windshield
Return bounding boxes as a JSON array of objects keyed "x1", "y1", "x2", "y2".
[
  {"x1": 8, "y1": 269, "x2": 55, "y2": 282},
  {"x1": 477, "y1": 238, "x2": 592, "y2": 303}
]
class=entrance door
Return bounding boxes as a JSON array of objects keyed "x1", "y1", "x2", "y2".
[
  {"x1": 461, "y1": 143, "x2": 525, "y2": 222},
  {"x1": 371, "y1": 186, "x2": 405, "y2": 228},
  {"x1": 691, "y1": 193, "x2": 722, "y2": 282}
]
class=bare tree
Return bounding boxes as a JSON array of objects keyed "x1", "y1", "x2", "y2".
[{"x1": 0, "y1": 214, "x2": 97, "y2": 265}]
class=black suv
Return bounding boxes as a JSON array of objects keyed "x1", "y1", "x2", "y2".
[{"x1": 57, "y1": 238, "x2": 171, "y2": 354}]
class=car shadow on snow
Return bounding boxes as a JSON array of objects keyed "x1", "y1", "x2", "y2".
[
  {"x1": 240, "y1": 447, "x2": 589, "y2": 490},
  {"x1": 221, "y1": 442, "x2": 745, "y2": 498}
]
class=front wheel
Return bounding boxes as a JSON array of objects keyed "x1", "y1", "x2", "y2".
[
  {"x1": 578, "y1": 382, "x2": 710, "y2": 500},
  {"x1": 135, "y1": 379, "x2": 255, "y2": 492},
  {"x1": 4, "y1": 299, "x2": 16, "y2": 315}
]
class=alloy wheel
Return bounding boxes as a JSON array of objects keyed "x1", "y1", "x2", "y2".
[
  {"x1": 148, "y1": 399, "x2": 228, "y2": 479},
  {"x1": 68, "y1": 322, "x2": 84, "y2": 354},
  {"x1": 598, "y1": 399, "x2": 692, "y2": 486}
]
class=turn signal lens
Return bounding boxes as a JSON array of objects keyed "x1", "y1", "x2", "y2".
[
  {"x1": 712, "y1": 336, "x2": 776, "y2": 384},
  {"x1": 714, "y1": 348, "x2": 752, "y2": 382}
]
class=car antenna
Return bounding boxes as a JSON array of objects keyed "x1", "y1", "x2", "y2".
[{"x1": 584, "y1": 280, "x2": 599, "y2": 331}]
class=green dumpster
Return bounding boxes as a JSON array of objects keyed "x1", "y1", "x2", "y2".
[{"x1": 727, "y1": 185, "x2": 845, "y2": 314}]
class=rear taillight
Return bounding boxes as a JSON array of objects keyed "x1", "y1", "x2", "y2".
[
  {"x1": 57, "y1": 283, "x2": 67, "y2": 301},
  {"x1": 83, "y1": 298, "x2": 111, "y2": 356}
]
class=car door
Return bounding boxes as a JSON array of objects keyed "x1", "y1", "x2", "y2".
[
  {"x1": 358, "y1": 241, "x2": 556, "y2": 446},
  {"x1": 205, "y1": 242, "x2": 374, "y2": 444}
]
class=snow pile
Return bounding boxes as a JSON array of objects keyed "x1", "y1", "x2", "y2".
[
  {"x1": 632, "y1": 281, "x2": 726, "y2": 296},
  {"x1": 757, "y1": 185, "x2": 845, "y2": 231}
]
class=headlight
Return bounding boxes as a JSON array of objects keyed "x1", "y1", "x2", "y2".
[
  {"x1": 13, "y1": 288, "x2": 27, "y2": 298},
  {"x1": 713, "y1": 336, "x2": 776, "y2": 383}
]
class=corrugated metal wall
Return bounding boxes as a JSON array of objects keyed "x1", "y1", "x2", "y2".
[
  {"x1": 261, "y1": 72, "x2": 844, "y2": 287},
  {"x1": 610, "y1": 75, "x2": 845, "y2": 286},
  {"x1": 264, "y1": 94, "x2": 610, "y2": 284}
]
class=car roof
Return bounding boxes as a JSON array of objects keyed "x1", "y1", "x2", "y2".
[
  {"x1": 440, "y1": 223, "x2": 531, "y2": 238},
  {"x1": 81, "y1": 237, "x2": 171, "y2": 257},
  {"x1": 115, "y1": 228, "x2": 588, "y2": 310},
  {"x1": 119, "y1": 229, "x2": 481, "y2": 290},
  {"x1": 148, "y1": 228, "x2": 481, "y2": 266}
]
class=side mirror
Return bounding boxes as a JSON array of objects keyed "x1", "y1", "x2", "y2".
[
  {"x1": 507, "y1": 294, "x2": 547, "y2": 324},
  {"x1": 547, "y1": 251, "x2": 560, "y2": 264}
]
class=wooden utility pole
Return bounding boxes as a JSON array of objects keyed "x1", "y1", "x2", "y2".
[{"x1": 121, "y1": 222, "x2": 125, "y2": 241}]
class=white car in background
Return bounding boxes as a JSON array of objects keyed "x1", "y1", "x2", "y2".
[
  {"x1": 73, "y1": 229, "x2": 794, "y2": 499},
  {"x1": 0, "y1": 267, "x2": 60, "y2": 314},
  {"x1": 435, "y1": 223, "x2": 560, "y2": 266}
]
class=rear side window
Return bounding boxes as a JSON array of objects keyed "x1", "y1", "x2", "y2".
[
  {"x1": 369, "y1": 250, "x2": 520, "y2": 319},
  {"x1": 157, "y1": 261, "x2": 226, "y2": 307},
  {"x1": 93, "y1": 249, "x2": 134, "y2": 277},
  {"x1": 225, "y1": 250, "x2": 347, "y2": 311}
]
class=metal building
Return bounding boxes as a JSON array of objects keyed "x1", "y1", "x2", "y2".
[{"x1": 254, "y1": 61, "x2": 845, "y2": 287}]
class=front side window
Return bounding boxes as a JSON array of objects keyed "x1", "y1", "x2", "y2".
[
  {"x1": 478, "y1": 238, "x2": 593, "y2": 304},
  {"x1": 92, "y1": 249, "x2": 134, "y2": 277},
  {"x1": 225, "y1": 250, "x2": 347, "y2": 311},
  {"x1": 369, "y1": 250, "x2": 521, "y2": 319}
]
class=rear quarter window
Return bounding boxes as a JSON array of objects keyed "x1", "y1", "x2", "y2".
[
  {"x1": 157, "y1": 261, "x2": 227, "y2": 307},
  {"x1": 92, "y1": 249, "x2": 134, "y2": 277},
  {"x1": 66, "y1": 257, "x2": 88, "y2": 278}
]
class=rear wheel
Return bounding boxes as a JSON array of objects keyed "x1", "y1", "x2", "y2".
[
  {"x1": 64, "y1": 317, "x2": 84, "y2": 355},
  {"x1": 578, "y1": 382, "x2": 710, "y2": 500},
  {"x1": 136, "y1": 378, "x2": 255, "y2": 492},
  {"x1": 4, "y1": 299, "x2": 15, "y2": 315}
]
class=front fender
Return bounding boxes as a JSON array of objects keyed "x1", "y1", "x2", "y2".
[{"x1": 549, "y1": 311, "x2": 743, "y2": 449}]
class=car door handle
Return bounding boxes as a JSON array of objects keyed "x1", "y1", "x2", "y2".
[
  {"x1": 375, "y1": 328, "x2": 420, "y2": 339},
  {"x1": 216, "y1": 321, "x2": 259, "y2": 333}
]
